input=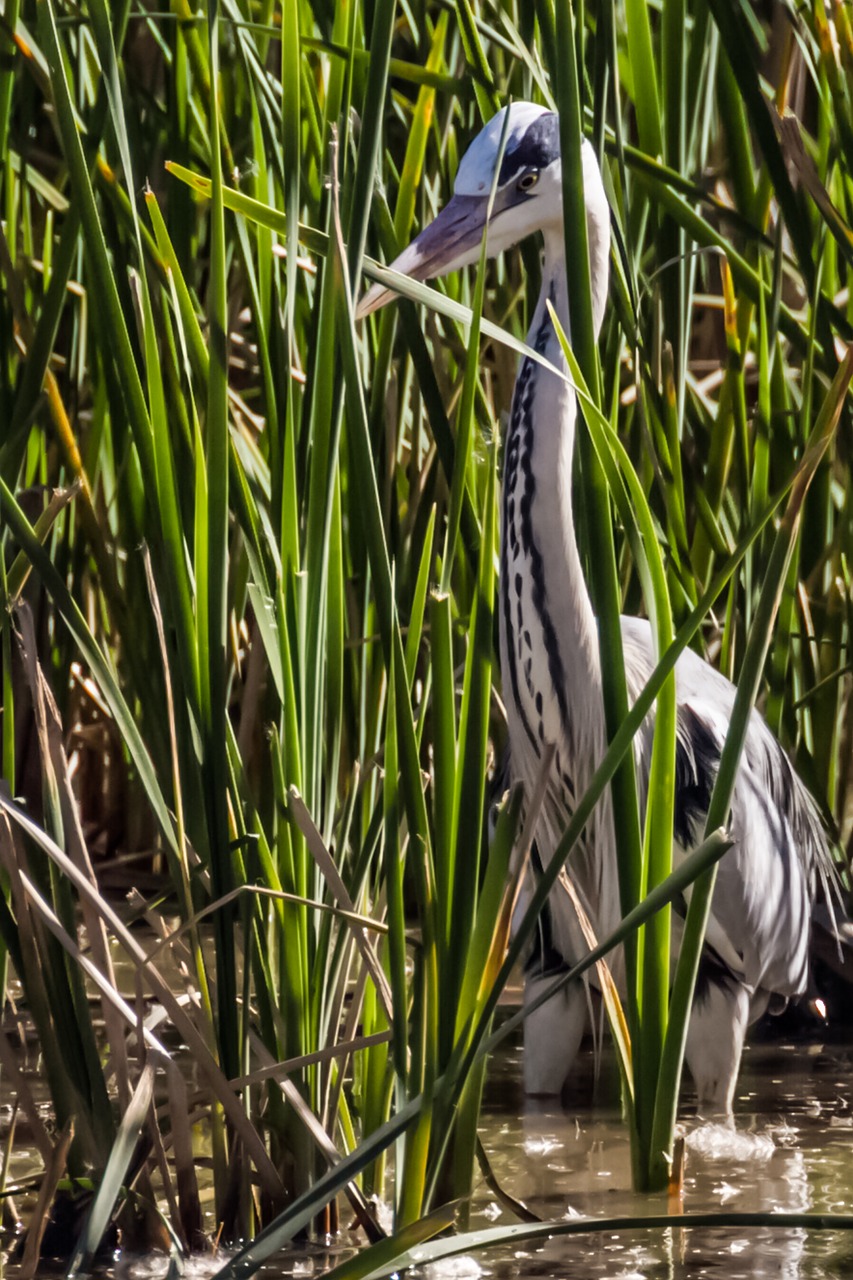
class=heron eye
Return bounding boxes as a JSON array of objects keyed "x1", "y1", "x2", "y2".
[{"x1": 517, "y1": 171, "x2": 539, "y2": 193}]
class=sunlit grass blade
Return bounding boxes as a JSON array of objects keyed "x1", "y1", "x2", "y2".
[
  {"x1": 383, "y1": 639, "x2": 408, "y2": 1083},
  {"x1": 551, "y1": 305, "x2": 677, "y2": 1185},
  {"x1": 37, "y1": 0, "x2": 156, "y2": 494},
  {"x1": 67, "y1": 1065, "x2": 155, "y2": 1280},
  {"x1": 624, "y1": 0, "x2": 663, "y2": 161},
  {"x1": 550, "y1": 0, "x2": 645, "y2": 1078},
  {"x1": 456, "y1": 0, "x2": 500, "y2": 120}
]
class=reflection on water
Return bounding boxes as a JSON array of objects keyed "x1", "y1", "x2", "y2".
[
  {"x1": 465, "y1": 1036, "x2": 853, "y2": 1279},
  {"x1": 9, "y1": 1033, "x2": 853, "y2": 1277}
]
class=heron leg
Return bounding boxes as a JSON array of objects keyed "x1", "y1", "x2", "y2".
[
  {"x1": 685, "y1": 979, "x2": 750, "y2": 1118},
  {"x1": 522, "y1": 975, "x2": 587, "y2": 1096}
]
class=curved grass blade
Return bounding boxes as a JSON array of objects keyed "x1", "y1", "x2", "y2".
[
  {"x1": 489, "y1": 828, "x2": 733, "y2": 1052},
  {"x1": 164, "y1": 162, "x2": 604, "y2": 377},
  {"x1": 329, "y1": 1208, "x2": 853, "y2": 1280}
]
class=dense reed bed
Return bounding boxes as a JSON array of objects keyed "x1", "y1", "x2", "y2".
[{"x1": 0, "y1": 0, "x2": 851, "y2": 1271}]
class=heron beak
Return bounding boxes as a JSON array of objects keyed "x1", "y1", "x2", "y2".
[{"x1": 356, "y1": 193, "x2": 491, "y2": 319}]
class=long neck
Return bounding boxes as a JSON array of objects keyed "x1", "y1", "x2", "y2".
[{"x1": 499, "y1": 232, "x2": 602, "y2": 777}]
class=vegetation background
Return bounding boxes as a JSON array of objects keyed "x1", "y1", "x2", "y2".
[{"x1": 0, "y1": 0, "x2": 851, "y2": 1272}]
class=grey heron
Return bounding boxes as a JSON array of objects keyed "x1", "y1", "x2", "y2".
[{"x1": 359, "y1": 103, "x2": 834, "y2": 1115}]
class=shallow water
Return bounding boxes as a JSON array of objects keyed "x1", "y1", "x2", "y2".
[
  {"x1": 14, "y1": 1032, "x2": 853, "y2": 1278},
  {"x1": 457, "y1": 1034, "x2": 853, "y2": 1279},
  {"x1": 227, "y1": 1035, "x2": 853, "y2": 1279}
]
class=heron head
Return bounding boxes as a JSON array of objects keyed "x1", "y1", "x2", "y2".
[{"x1": 357, "y1": 102, "x2": 606, "y2": 318}]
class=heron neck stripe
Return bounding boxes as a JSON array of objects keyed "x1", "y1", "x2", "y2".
[
  {"x1": 501, "y1": 351, "x2": 540, "y2": 760},
  {"x1": 501, "y1": 284, "x2": 573, "y2": 757}
]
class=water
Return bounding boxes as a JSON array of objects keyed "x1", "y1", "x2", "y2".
[
  {"x1": 458, "y1": 1035, "x2": 853, "y2": 1278},
  {"x1": 10, "y1": 1032, "x2": 853, "y2": 1278}
]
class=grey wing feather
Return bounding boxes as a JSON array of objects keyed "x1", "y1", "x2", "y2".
[{"x1": 620, "y1": 615, "x2": 835, "y2": 997}]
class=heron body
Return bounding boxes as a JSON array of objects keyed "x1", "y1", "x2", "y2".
[{"x1": 359, "y1": 103, "x2": 832, "y2": 1115}]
